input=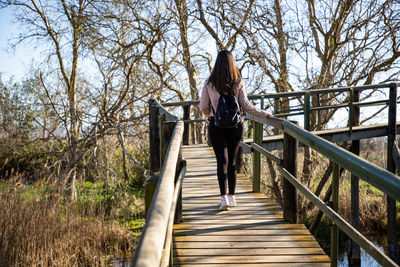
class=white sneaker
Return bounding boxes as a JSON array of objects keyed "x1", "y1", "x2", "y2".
[
  {"x1": 228, "y1": 195, "x2": 236, "y2": 207},
  {"x1": 219, "y1": 195, "x2": 229, "y2": 211}
]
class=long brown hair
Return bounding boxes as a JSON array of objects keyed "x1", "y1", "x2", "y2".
[{"x1": 208, "y1": 50, "x2": 241, "y2": 95}]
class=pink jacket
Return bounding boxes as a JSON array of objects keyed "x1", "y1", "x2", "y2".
[{"x1": 199, "y1": 79, "x2": 270, "y2": 118}]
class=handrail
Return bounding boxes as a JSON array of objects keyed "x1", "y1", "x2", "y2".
[
  {"x1": 277, "y1": 165, "x2": 398, "y2": 266},
  {"x1": 161, "y1": 82, "x2": 399, "y2": 107},
  {"x1": 152, "y1": 99, "x2": 179, "y2": 121},
  {"x1": 244, "y1": 113, "x2": 400, "y2": 266},
  {"x1": 283, "y1": 120, "x2": 400, "y2": 202},
  {"x1": 160, "y1": 160, "x2": 187, "y2": 267},
  {"x1": 132, "y1": 121, "x2": 184, "y2": 267}
]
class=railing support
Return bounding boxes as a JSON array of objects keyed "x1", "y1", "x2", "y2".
[
  {"x1": 236, "y1": 141, "x2": 244, "y2": 173},
  {"x1": 183, "y1": 105, "x2": 190, "y2": 145},
  {"x1": 273, "y1": 98, "x2": 280, "y2": 135},
  {"x1": 282, "y1": 122, "x2": 298, "y2": 223},
  {"x1": 330, "y1": 163, "x2": 340, "y2": 267},
  {"x1": 159, "y1": 114, "x2": 166, "y2": 169},
  {"x1": 316, "y1": 93, "x2": 322, "y2": 130},
  {"x1": 387, "y1": 82, "x2": 399, "y2": 263},
  {"x1": 174, "y1": 152, "x2": 184, "y2": 224},
  {"x1": 145, "y1": 175, "x2": 160, "y2": 217},
  {"x1": 253, "y1": 120, "x2": 262, "y2": 192},
  {"x1": 350, "y1": 88, "x2": 361, "y2": 265},
  {"x1": 149, "y1": 99, "x2": 161, "y2": 175},
  {"x1": 304, "y1": 92, "x2": 311, "y2": 131}
]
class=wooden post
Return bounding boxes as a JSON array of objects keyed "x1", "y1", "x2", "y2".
[
  {"x1": 236, "y1": 117, "x2": 245, "y2": 173},
  {"x1": 174, "y1": 150, "x2": 184, "y2": 224},
  {"x1": 282, "y1": 122, "x2": 298, "y2": 223},
  {"x1": 316, "y1": 93, "x2": 322, "y2": 131},
  {"x1": 149, "y1": 99, "x2": 160, "y2": 175},
  {"x1": 183, "y1": 105, "x2": 190, "y2": 145},
  {"x1": 304, "y1": 92, "x2": 311, "y2": 131},
  {"x1": 331, "y1": 163, "x2": 340, "y2": 267},
  {"x1": 207, "y1": 119, "x2": 212, "y2": 146},
  {"x1": 253, "y1": 120, "x2": 262, "y2": 192},
  {"x1": 161, "y1": 121, "x2": 176, "y2": 168},
  {"x1": 145, "y1": 174, "x2": 160, "y2": 217},
  {"x1": 236, "y1": 144, "x2": 244, "y2": 173},
  {"x1": 349, "y1": 89, "x2": 361, "y2": 266},
  {"x1": 274, "y1": 98, "x2": 280, "y2": 135},
  {"x1": 387, "y1": 83, "x2": 399, "y2": 263}
]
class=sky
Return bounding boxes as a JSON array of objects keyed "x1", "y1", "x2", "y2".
[
  {"x1": 0, "y1": 7, "x2": 40, "y2": 81},
  {"x1": 0, "y1": 4, "x2": 395, "y2": 129}
]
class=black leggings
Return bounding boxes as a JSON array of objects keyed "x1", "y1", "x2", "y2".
[{"x1": 209, "y1": 118, "x2": 243, "y2": 196}]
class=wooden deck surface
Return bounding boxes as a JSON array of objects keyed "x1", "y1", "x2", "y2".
[{"x1": 173, "y1": 144, "x2": 330, "y2": 266}]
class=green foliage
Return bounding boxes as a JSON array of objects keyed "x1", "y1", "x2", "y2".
[
  {"x1": 0, "y1": 139, "x2": 63, "y2": 180},
  {"x1": 75, "y1": 180, "x2": 145, "y2": 235}
]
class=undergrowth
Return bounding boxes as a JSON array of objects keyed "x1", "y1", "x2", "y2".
[{"x1": 0, "y1": 178, "x2": 144, "y2": 266}]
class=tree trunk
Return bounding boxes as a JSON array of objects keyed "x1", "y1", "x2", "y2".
[{"x1": 174, "y1": 0, "x2": 204, "y2": 144}]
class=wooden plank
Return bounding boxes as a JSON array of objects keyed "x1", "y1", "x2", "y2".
[
  {"x1": 182, "y1": 214, "x2": 284, "y2": 220},
  {"x1": 182, "y1": 210, "x2": 283, "y2": 216},
  {"x1": 174, "y1": 255, "x2": 331, "y2": 264},
  {"x1": 174, "y1": 247, "x2": 326, "y2": 256},
  {"x1": 174, "y1": 223, "x2": 307, "y2": 230},
  {"x1": 174, "y1": 235, "x2": 317, "y2": 242},
  {"x1": 173, "y1": 241, "x2": 322, "y2": 249},
  {"x1": 180, "y1": 219, "x2": 287, "y2": 224},
  {"x1": 182, "y1": 207, "x2": 282, "y2": 212},
  {"x1": 174, "y1": 229, "x2": 311, "y2": 236},
  {"x1": 174, "y1": 263, "x2": 330, "y2": 267}
]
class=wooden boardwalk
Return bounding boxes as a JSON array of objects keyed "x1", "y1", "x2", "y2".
[{"x1": 173, "y1": 144, "x2": 330, "y2": 266}]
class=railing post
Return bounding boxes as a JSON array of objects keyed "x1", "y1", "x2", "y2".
[
  {"x1": 387, "y1": 82, "x2": 399, "y2": 263},
  {"x1": 349, "y1": 88, "x2": 361, "y2": 265},
  {"x1": 282, "y1": 122, "x2": 298, "y2": 223},
  {"x1": 304, "y1": 92, "x2": 311, "y2": 131},
  {"x1": 253, "y1": 120, "x2": 262, "y2": 192},
  {"x1": 160, "y1": 120, "x2": 176, "y2": 170},
  {"x1": 349, "y1": 88, "x2": 354, "y2": 135},
  {"x1": 174, "y1": 151, "x2": 184, "y2": 224},
  {"x1": 149, "y1": 99, "x2": 160, "y2": 175},
  {"x1": 236, "y1": 135, "x2": 244, "y2": 173},
  {"x1": 273, "y1": 98, "x2": 280, "y2": 135},
  {"x1": 207, "y1": 120, "x2": 212, "y2": 146},
  {"x1": 330, "y1": 163, "x2": 340, "y2": 267},
  {"x1": 316, "y1": 93, "x2": 322, "y2": 130},
  {"x1": 145, "y1": 175, "x2": 160, "y2": 217},
  {"x1": 183, "y1": 105, "x2": 190, "y2": 145}
]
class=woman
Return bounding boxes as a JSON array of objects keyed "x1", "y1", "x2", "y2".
[{"x1": 200, "y1": 50, "x2": 272, "y2": 211}]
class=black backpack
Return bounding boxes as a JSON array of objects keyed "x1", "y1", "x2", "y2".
[{"x1": 212, "y1": 94, "x2": 243, "y2": 128}]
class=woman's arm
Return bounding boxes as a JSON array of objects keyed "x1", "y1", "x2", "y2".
[
  {"x1": 199, "y1": 82, "x2": 211, "y2": 116},
  {"x1": 237, "y1": 81, "x2": 272, "y2": 117}
]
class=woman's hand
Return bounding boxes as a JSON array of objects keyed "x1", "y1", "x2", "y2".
[{"x1": 266, "y1": 112, "x2": 273, "y2": 117}]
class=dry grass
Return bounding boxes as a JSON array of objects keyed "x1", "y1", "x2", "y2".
[
  {"x1": 256, "y1": 137, "x2": 394, "y2": 234},
  {"x1": 0, "y1": 182, "x2": 138, "y2": 266}
]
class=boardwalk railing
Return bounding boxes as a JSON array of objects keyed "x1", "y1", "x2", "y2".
[
  {"x1": 245, "y1": 114, "x2": 400, "y2": 266},
  {"x1": 136, "y1": 83, "x2": 400, "y2": 266},
  {"x1": 132, "y1": 100, "x2": 186, "y2": 267}
]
